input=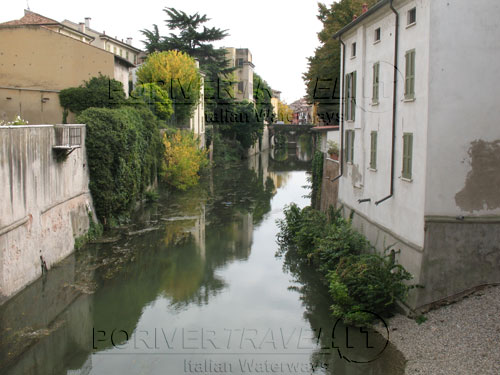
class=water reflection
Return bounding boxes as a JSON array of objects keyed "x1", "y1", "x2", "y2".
[{"x1": 0, "y1": 146, "x2": 404, "y2": 375}]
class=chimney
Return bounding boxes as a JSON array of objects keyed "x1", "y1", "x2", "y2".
[
  {"x1": 362, "y1": 4, "x2": 368, "y2": 14},
  {"x1": 126, "y1": 37, "x2": 132, "y2": 45},
  {"x1": 79, "y1": 22, "x2": 85, "y2": 33},
  {"x1": 85, "y1": 17, "x2": 91, "y2": 29},
  {"x1": 353, "y1": 14, "x2": 358, "y2": 21}
]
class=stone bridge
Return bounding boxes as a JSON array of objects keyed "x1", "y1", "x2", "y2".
[{"x1": 267, "y1": 124, "x2": 314, "y2": 148}]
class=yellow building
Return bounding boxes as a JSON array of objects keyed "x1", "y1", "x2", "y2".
[{"x1": 225, "y1": 48, "x2": 255, "y2": 102}]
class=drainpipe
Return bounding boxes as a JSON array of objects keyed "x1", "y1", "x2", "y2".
[
  {"x1": 331, "y1": 35, "x2": 346, "y2": 183},
  {"x1": 375, "y1": 0, "x2": 399, "y2": 205}
]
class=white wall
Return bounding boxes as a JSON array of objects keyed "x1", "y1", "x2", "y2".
[
  {"x1": 338, "y1": 0, "x2": 431, "y2": 248},
  {"x1": 425, "y1": 0, "x2": 500, "y2": 217}
]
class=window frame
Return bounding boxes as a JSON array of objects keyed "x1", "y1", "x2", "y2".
[
  {"x1": 405, "y1": 49, "x2": 416, "y2": 100},
  {"x1": 374, "y1": 27, "x2": 381, "y2": 43},
  {"x1": 407, "y1": 7, "x2": 416, "y2": 26},
  {"x1": 370, "y1": 131, "x2": 378, "y2": 170},
  {"x1": 351, "y1": 42, "x2": 356, "y2": 58},
  {"x1": 402, "y1": 133, "x2": 413, "y2": 180},
  {"x1": 345, "y1": 71, "x2": 357, "y2": 121},
  {"x1": 372, "y1": 62, "x2": 380, "y2": 104}
]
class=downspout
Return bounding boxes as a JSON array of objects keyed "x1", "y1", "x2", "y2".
[
  {"x1": 375, "y1": 0, "x2": 399, "y2": 205},
  {"x1": 331, "y1": 35, "x2": 346, "y2": 183}
]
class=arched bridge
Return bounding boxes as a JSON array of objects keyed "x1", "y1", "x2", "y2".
[{"x1": 267, "y1": 124, "x2": 315, "y2": 148}]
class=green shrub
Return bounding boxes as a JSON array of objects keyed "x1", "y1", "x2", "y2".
[
  {"x1": 294, "y1": 207, "x2": 327, "y2": 257},
  {"x1": 316, "y1": 221, "x2": 368, "y2": 275},
  {"x1": 276, "y1": 203, "x2": 304, "y2": 252},
  {"x1": 328, "y1": 253, "x2": 413, "y2": 326},
  {"x1": 59, "y1": 74, "x2": 126, "y2": 114},
  {"x1": 310, "y1": 151, "x2": 324, "y2": 209},
  {"x1": 77, "y1": 106, "x2": 162, "y2": 225}
]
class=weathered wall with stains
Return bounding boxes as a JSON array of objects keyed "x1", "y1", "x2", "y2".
[
  {"x1": 319, "y1": 158, "x2": 339, "y2": 212},
  {"x1": 426, "y1": 0, "x2": 500, "y2": 218},
  {"x1": 0, "y1": 125, "x2": 93, "y2": 301}
]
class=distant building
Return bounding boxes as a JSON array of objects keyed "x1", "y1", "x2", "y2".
[
  {"x1": 289, "y1": 98, "x2": 313, "y2": 125},
  {"x1": 270, "y1": 90, "x2": 281, "y2": 120},
  {"x1": 225, "y1": 48, "x2": 255, "y2": 102}
]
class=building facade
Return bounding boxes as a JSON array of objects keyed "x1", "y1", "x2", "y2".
[
  {"x1": 225, "y1": 48, "x2": 255, "y2": 102},
  {"x1": 335, "y1": 0, "x2": 500, "y2": 310},
  {"x1": 61, "y1": 18, "x2": 141, "y2": 96},
  {"x1": 0, "y1": 23, "x2": 115, "y2": 124}
]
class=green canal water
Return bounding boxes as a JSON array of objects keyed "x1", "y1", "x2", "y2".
[{"x1": 0, "y1": 147, "x2": 405, "y2": 375}]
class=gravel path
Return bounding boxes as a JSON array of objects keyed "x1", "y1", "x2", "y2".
[{"x1": 377, "y1": 285, "x2": 500, "y2": 375}]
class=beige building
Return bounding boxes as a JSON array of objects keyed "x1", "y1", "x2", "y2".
[
  {"x1": 61, "y1": 18, "x2": 141, "y2": 95},
  {"x1": 0, "y1": 19, "x2": 115, "y2": 124},
  {"x1": 225, "y1": 48, "x2": 255, "y2": 102},
  {"x1": 0, "y1": 10, "x2": 141, "y2": 124}
]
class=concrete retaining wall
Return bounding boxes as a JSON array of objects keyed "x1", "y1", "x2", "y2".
[{"x1": 0, "y1": 125, "x2": 93, "y2": 302}]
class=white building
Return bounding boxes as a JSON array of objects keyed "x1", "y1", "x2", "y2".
[{"x1": 334, "y1": 0, "x2": 500, "y2": 310}]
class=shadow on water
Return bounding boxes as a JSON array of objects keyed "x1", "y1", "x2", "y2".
[{"x1": 0, "y1": 144, "x2": 405, "y2": 375}]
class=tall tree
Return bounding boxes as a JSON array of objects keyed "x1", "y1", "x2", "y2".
[
  {"x1": 253, "y1": 72, "x2": 275, "y2": 124},
  {"x1": 303, "y1": 0, "x2": 379, "y2": 124},
  {"x1": 141, "y1": 8, "x2": 235, "y2": 119}
]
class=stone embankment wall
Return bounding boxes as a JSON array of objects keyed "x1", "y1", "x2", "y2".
[{"x1": 0, "y1": 125, "x2": 93, "y2": 302}]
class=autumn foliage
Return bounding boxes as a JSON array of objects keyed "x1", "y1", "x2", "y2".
[
  {"x1": 161, "y1": 130, "x2": 208, "y2": 190},
  {"x1": 136, "y1": 51, "x2": 201, "y2": 126}
]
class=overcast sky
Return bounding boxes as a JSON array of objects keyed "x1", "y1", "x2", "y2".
[{"x1": 3, "y1": 0, "x2": 324, "y2": 103}]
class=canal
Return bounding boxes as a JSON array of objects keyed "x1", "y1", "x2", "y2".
[{"x1": 0, "y1": 147, "x2": 404, "y2": 375}]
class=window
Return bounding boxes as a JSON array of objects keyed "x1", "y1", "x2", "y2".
[
  {"x1": 370, "y1": 131, "x2": 378, "y2": 169},
  {"x1": 351, "y1": 42, "x2": 356, "y2": 58},
  {"x1": 106, "y1": 44, "x2": 110, "y2": 52},
  {"x1": 408, "y1": 7, "x2": 416, "y2": 25},
  {"x1": 345, "y1": 130, "x2": 355, "y2": 163},
  {"x1": 126, "y1": 51, "x2": 129, "y2": 60},
  {"x1": 119, "y1": 49, "x2": 123, "y2": 57},
  {"x1": 113, "y1": 46, "x2": 117, "y2": 54},
  {"x1": 372, "y1": 62, "x2": 380, "y2": 104},
  {"x1": 237, "y1": 58, "x2": 244, "y2": 67},
  {"x1": 134, "y1": 55, "x2": 137, "y2": 64},
  {"x1": 238, "y1": 81, "x2": 244, "y2": 93},
  {"x1": 374, "y1": 27, "x2": 381, "y2": 42},
  {"x1": 345, "y1": 71, "x2": 357, "y2": 121},
  {"x1": 402, "y1": 133, "x2": 413, "y2": 179},
  {"x1": 405, "y1": 50, "x2": 416, "y2": 99}
]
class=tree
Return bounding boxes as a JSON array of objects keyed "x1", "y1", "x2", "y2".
[
  {"x1": 131, "y1": 83, "x2": 173, "y2": 121},
  {"x1": 161, "y1": 130, "x2": 208, "y2": 190},
  {"x1": 253, "y1": 72, "x2": 275, "y2": 124},
  {"x1": 278, "y1": 100, "x2": 293, "y2": 124},
  {"x1": 141, "y1": 8, "x2": 235, "y2": 120},
  {"x1": 218, "y1": 101, "x2": 264, "y2": 150},
  {"x1": 303, "y1": 0, "x2": 379, "y2": 124},
  {"x1": 136, "y1": 50, "x2": 201, "y2": 127}
]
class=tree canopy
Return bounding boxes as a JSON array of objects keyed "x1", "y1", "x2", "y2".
[
  {"x1": 136, "y1": 50, "x2": 201, "y2": 126},
  {"x1": 303, "y1": 0, "x2": 379, "y2": 124}
]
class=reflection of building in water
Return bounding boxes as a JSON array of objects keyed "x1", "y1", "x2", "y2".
[
  {"x1": 225, "y1": 212, "x2": 254, "y2": 259},
  {"x1": 188, "y1": 205, "x2": 206, "y2": 260}
]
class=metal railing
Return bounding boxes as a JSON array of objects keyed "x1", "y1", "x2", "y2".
[{"x1": 54, "y1": 125, "x2": 82, "y2": 147}]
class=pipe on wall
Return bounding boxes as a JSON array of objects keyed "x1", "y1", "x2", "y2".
[
  {"x1": 331, "y1": 35, "x2": 346, "y2": 183},
  {"x1": 375, "y1": 0, "x2": 399, "y2": 205}
]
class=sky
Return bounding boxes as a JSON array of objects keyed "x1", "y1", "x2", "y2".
[{"x1": 2, "y1": 0, "x2": 325, "y2": 103}]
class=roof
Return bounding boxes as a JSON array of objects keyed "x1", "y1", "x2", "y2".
[
  {"x1": 333, "y1": 0, "x2": 390, "y2": 39},
  {"x1": 311, "y1": 125, "x2": 340, "y2": 132},
  {"x1": 61, "y1": 19, "x2": 142, "y2": 53},
  {"x1": 0, "y1": 10, "x2": 59, "y2": 26},
  {"x1": 0, "y1": 10, "x2": 95, "y2": 41},
  {"x1": 114, "y1": 54, "x2": 136, "y2": 68}
]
